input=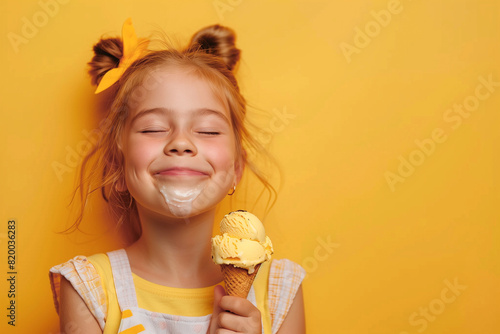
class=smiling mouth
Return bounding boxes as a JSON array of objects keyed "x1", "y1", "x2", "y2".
[{"x1": 156, "y1": 167, "x2": 207, "y2": 176}]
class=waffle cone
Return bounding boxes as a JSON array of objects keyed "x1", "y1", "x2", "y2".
[{"x1": 221, "y1": 263, "x2": 262, "y2": 298}]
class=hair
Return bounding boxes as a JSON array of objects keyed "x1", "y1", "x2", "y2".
[{"x1": 70, "y1": 24, "x2": 276, "y2": 243}]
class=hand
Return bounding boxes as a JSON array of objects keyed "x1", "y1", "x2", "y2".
[{"x1": 208, "y1": 285, "x2": 262, "y2": 334}]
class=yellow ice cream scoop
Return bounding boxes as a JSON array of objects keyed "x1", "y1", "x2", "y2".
[
  {"x1": 212, "y1": 210, "x2": 273, "y2": 277},
  {"x1": 220, "y1": 210, "x2": 267, "y2": 242}
]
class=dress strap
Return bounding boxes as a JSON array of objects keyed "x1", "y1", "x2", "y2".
[
  {"x1": 253, "y1": 260, "x2": 273, "y2": 334},
  {"x1": 107, "y1": 249, "x2": 138, "y2": 311}
]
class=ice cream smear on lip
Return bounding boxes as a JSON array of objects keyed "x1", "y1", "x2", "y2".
[
  {"x1": 158, "y1": 182, "x2": 204, "y2": 217},
  {"x1": 212, "y1": 210, "x2": 274, "y2": 274}
]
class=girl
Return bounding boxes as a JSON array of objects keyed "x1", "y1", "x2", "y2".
[{"x1": 49, "y1": 19, "x2": 305, "y2": 334}]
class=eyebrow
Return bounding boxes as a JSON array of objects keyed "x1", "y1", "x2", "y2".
[{"x1": 130, "y1": 107, "x2": 230, "y2": 125}]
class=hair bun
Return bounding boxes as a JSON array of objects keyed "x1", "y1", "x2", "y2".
[
  {"x1": 88, "y1": 38, "x2": 123, "y2": 86},
  {"x1": 189, "y1": 24, "x2": 241, "y2": 71}
]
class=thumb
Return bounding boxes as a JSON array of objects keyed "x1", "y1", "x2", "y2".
[
  {"x1": 208, "y1": 285, "x2": 226, "y2": 333},
  {"x1": 213, "y1": 285, "x2": 226, "y2": 314}
]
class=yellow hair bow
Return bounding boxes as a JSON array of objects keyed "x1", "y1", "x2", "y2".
[{"x1": 95, "y1": 18, "x2": 149, "y2": 94}]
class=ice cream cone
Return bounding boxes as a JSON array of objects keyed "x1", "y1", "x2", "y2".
[
  {"x1": 221, "y1": 263, "x2": 261, "y2": 298},
  {"x1": 212, "y1": 211, "x2": 273, "y2": 298}
]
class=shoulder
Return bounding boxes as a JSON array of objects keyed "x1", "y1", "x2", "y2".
[
  {"x1": 269, "y1": 258, "x2": 306, "y2": 287},
  {"x1": 49, "y1": 253, "x2": 111, "y2": 329},
  {"x1": 268, "y1": 259, "x2": 306, "y2": 333}
]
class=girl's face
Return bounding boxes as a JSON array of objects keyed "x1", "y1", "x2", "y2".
[{"x1": 120, "y1": 67, "x2": 242, "y2": 219}]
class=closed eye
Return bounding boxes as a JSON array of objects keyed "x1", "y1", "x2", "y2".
[
  {"x1": 140, "y1": 130, "x2": 166, "y2": 133},
  {"x1": 198, "y1": 131, "x2": 220, "y2": 135}
]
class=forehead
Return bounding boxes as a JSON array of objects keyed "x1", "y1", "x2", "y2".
[{"x1": 128, "y1": 67, "x2": 230, "y2": 118}]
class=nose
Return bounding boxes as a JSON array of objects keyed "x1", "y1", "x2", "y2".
[{"x1": 164, "y1": 130, "x2": 197, "y2": 156}]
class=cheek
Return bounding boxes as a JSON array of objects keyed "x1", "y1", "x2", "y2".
[
  {"x1": 202, "y1": 139, "x2": 237, "y2": 171},
  {"x1": 123, "y1": 136, "x2": 159, "y2": 170}
]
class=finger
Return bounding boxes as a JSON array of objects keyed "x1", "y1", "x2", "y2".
[
  {"x1": 213, "y1": 329, "x2": 234, "y2": 334},
  {"x1": 208, "y1": 285, "x2": 226, "y2": 334},
  {"x1": 214, "y1": 285, "x2": 226, "y2": 312},
  {"x1": 219, "y1": 296, "x2": 260, "y2": 318},
  {"x1": 218, "y1": 310, "x2": 262, "y2": 334},
  {"x1": 218, "y1": 297, "x2": 261, "y2": 333},
  {"x1": 218, "y1": 311, "x2": 247, "y2": 332}
]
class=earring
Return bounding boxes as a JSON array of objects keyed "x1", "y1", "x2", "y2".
[{"x1": 228, "y1": 185, "x2": 236, "y2": 196}]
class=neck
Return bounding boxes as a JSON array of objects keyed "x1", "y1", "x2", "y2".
[{"x1": 125, "y1": 205, "x2": 222, "y2": 288}]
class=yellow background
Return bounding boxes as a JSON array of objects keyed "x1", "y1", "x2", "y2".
[{"x1": 1, "y1": 0, "x2": 499, "y2": 333}]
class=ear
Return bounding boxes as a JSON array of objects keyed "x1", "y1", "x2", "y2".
[
  {"x1": 115, "y1": 174, "x2": 128, "y2": 192},
  {"x1": 115, "y1": 138, "x2": 127, "y2": 192},
  {"x1": 234, "y1": 149, "x2": 246, "y2": 185},
  {"x1": 117, "y1": 134, "x2": 124, "y2": 151}
]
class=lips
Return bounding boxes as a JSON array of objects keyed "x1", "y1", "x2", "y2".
[{"x1": 156, "y1": 167, "x2": 207, "y2": 176}]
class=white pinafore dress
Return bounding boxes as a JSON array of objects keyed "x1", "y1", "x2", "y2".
[{"x1": 107, "y1": 249, "x2": 272, "y2": 334}]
